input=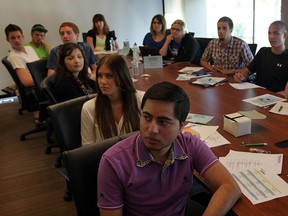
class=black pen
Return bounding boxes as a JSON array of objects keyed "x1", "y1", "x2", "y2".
[{"x1": 278, "y1": 106, "x2": 283, "y2": 112}]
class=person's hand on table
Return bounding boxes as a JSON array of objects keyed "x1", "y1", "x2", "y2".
[{"x1": 233, "y1": 72, "x2": 247, "y2": 82}]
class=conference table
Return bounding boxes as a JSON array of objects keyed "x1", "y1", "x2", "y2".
[{"x1": 132, "y1": 61, "x2": 288, "y2": 216}]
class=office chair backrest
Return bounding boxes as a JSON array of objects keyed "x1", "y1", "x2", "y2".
[
  {"x1": 63, "y1": 131, "x2": 138, "y2": 216},
  {"x1": 27, "y1": 59, "x2": 48, "y2": 102},
  {"x1": 41, "y1": 74, "x2": 57, "y2": 105},
  {"x1": 189, "y1": 32, "x2": 195, "y2": 37},
  {"x1": 82, "y1": 32, "x2": 87, "y2": 42},
  {"x1": 1, "y1": 56, "x2": 38, "y2": 113},
  {"x1": 248, "y1": 43, "x2": 257, "y2": 56},
  {"x1": 47, "y1": 94, "x2": 96, "y2": 152},
  {"x1": 194, "y1": 37, "x2": 214, "y2": 56}
]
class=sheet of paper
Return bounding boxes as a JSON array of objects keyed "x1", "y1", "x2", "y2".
[
  {"x1": 191, "y1": 77, "x2": 227, "y2": 87},
  {"x1": 184, "y1": 123, "x2": 218, "y2": 141},
  {"x1": 238, "y1": 110, "x2": 266, "y2": 119},
  {"x1": 204, "y1": 131, "x2": 231, "y2": 148},
  {"x1": 93, "y1": 50, "x2": 118, "y2": 55},
  {"x1": 176, "y1": 73, "x2": 211, "y2": 81},
  {"x1": 219, "y1": 150, "x2": 283, "y2": 174},
  {"x1": 269, "y1": 101, "x2": 288, "y2": 115},
  {"x1": 231, "y1": 168, "x2": 288, "y2": 204},
  {"x1": 243, "y1": 94, "x2": 286, "y2": 107},
  {"x1": 229, "y1": 82, "x2": 265, "y2": 90},
  {"x1": 178, "y1": 66, "x2": 204, "y2": 73},
  {"x1": 186, "y1": 113, "x2": 214, "y2": 124}
]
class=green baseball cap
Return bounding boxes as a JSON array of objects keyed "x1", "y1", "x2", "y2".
[{"x1": 31, "y1": 24, "x2": 48, "y2": 33}]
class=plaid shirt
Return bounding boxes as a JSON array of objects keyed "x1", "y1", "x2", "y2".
[{"x1": 202, "y1": 36, "x2": 253, "y2": 69}]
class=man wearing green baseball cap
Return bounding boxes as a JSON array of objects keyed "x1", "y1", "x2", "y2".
[{"x1": 25, "y1": 24, "x2": 51, "y2": 59}]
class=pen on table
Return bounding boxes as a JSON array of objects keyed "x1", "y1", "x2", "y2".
[
  {"x1": 215, "y1": 82, "x2": 225, "y2": 87},
  {"x1": 278, "y1": 105, "x2": 283, "y2": 112},
  {"x1": 181, "y1": 70, "x2": 194, "y2": 73},
  {"x1": 190, "y1": 121, "x2": 207, "y2": 125},
  {"x1": 244, "y1": 143, "x2": 268, "y2": 147}
]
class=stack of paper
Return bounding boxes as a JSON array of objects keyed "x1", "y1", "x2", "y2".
[
  {"x1": 186, "y1": 113, "x2": 214, "y2": 125},
  {"x1": 94, "y1": 50, "x2": 118, "y2": 55},
  {"x1": 178, "y1": 66, "x2": 204, "y2": 73},
  {"x1": 176, "y1": 73, "x2": 212, "y2": 80},
  {"x1": 190, "y1": 77, "x2": 227, "y2": 87},
  {"x1": 220, "y1": 150, "x2": 283, "y2": 174},
  {"x1": 229, "y1": 82, "x2": 265, "y2": 90},
  {"x1": 219, "y1": 150, "x2": 288, "y2": 204},
  {"x1": 270, "y1": 101, "x2": 288, "y2": 115},
  {"x1": 183, "y1": 123, "x2": 230, "y2": 148},
  {"x1": 243, "y1": 94, "x2": 286, "y2": 107}
]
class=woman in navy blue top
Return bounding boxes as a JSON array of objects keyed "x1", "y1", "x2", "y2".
[{"x1": 142, "y1": 14, "x2": 167, "y2": 49}]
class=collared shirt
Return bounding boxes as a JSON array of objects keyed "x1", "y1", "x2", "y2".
[
  {"x1": 8, "y1": 46, "x2": 39, "y2": 72},
  {"x1": 136, "y1": 134, "x2": 188, "y2": 169},
  {"x1": 97, "y1": 132, "x2": 218, "y2": 216},
  {"x1": 202, "y1": 36, "x2": 253, "y2": 69}
]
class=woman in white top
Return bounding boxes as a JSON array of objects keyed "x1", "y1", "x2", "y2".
[{"x1": 81, "y1": 54, "x2": 144, "y2": 145}]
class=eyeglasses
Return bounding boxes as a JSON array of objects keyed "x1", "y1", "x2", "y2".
[
  {"x1": 153, "y1": 22, "x2": 162, "y2": 25},
  {"x1": 171, "y1": 27, "x2": 181, "y2": 32}
]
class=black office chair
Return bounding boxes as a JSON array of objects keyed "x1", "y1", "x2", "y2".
[
  {"x1": 41, "y1": 74, "x2": 58, "y2": 105},
  {"x1": 63, "y1": 131, "x2": 213, "y2": 216},
  {"x1": 27, "y1": 59, "x2": 48, "y2": 102},
  {"x1": 47, "y1": 94, "x2": 96, "y2": 200},
  {"x1": 47, "y1": 94, "x2": 96, "y2": 153},
  {"x1": 189, "y1": 32, "x2": 195, "y2": 37},
  {"x1": 248, "y1": 43, "x2": 257, "y2": 56},
  {"x1": 1, "y1": 57, "x2": 47, "y2": 141},
  {"x1": 27, "y1": 59, "x2": 57, "y2": 153},
  {"x1": 63, "y1": 132, "x2": 137, "y2": 216},
  {"x1": 82, "y1": 32, "x2": 87, "y2": 42},
  {"x1": 194, "y1": 37, "x2": 214, "y2": 56}
]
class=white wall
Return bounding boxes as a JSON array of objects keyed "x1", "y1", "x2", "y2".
[
  {"x1": 163, "y1": 0, "x2": 208, "y2": 36},
  {"x1": 0, "y1": 0, "x2": 163, "y2": 90},
  {"x1": 164, "y1": 0, "x2": 184, "y2": 27},
  {"x1": 183, "y1": 0, "x2": 208, "y2": 37}
]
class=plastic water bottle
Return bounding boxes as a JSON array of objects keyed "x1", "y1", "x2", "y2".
[
  {"x1": 109, "y1": 38, "x2": 114, "y2": 51},
  {"x1": 131, "y1": 43, "x2": 140, "y2": 76},
  {"x1": 132, "y1": 43, "x2": 139, "y2": 63}
]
